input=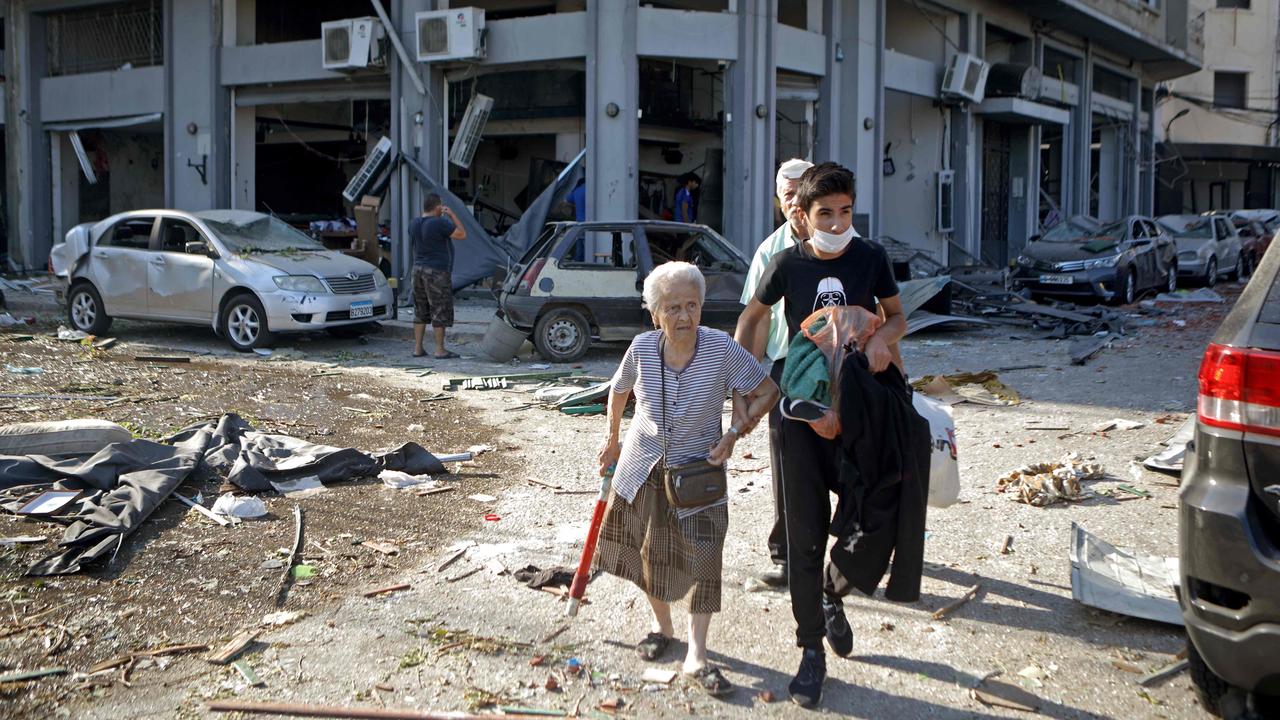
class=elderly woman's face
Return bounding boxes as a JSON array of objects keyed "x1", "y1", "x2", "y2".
[{"x1": 652, "y1": 281, "x2": 702, "y2": 334}]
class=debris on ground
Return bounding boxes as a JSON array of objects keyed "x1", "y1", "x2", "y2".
[
  {"x1": 212, "y1": 493, "x2": 268, "y2": 519},
  {"x1": 996, "y1": 455, "x2": 1105, "y2": 506},
  {"x1": 931, "y1": 582, "x2": 981, "y2": 620},
  {"x1": 379, "y1": 469, "x2": 438, "y2": 489},
  {"x1": 363, "y1": 582, "x2": 411, "y2": 598},
  {"x1": 270, "y1": 475, "x2": 327, "y2": 498},
  {"x1": 1069, "y1": 333, "x2": 1117, "y2": 365},
  {"x1": 261, "y1": 610, "x2": 306, "y2": 627},
  {"x1": 1094, "y1": 418, "x2": 1144, "y2": 433},
  {"x1": 970, "y1": 679, "x2": 1041, "y2": 712},
  {"x1": 1069, "y1": 522, "x2": 1182, "y2": 626},
  {"x1": 512, "y1": 565, "x2": 576, "y2": 591},
  {"x1": 1155, "y1": 288, "x2": 1224, "y2": 303},
  {"x1": 913, "y1": 371, "x2": 1021, "y2": 406},
  {"x1": 1143, "y1": 416, "x2": 1195, "y2": 475},
  {"x1": 207, "y1": 630, "x2": 260, "y2": 665}
]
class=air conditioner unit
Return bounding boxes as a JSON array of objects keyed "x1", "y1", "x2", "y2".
[
  {"x1": 936, "y1": 170, "x2": 955, "y2": 233},
  {"x1": 416, "y1": 8, "x2": 486, "y2": 62},
  {"x1": 449, "y1": 93, "x2": 494, "y2": 169},
  {"x1": 343, "y1": 136, "x2": 394, "y2": 203},
  {"x1": 940, "y1": 53, "x2": 990, "y2": 104},
  {"x1": 322, "y1": 17, "x2": 385, "y2": 71}
]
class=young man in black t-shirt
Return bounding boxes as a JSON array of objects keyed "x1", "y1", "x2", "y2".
[{"x1": 734, "y1": 162, "x2": 905, "y2": 708}]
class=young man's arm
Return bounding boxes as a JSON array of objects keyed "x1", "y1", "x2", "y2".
[
  {"x1": 865, "y1": 294, "x2": 906, "y2": 373},
  {"x1": 442, "y1": 208, "x2": 467, "y2": 240},
  {"x1": 734, "y1": 300, "x2": 772, "y2": 361}
]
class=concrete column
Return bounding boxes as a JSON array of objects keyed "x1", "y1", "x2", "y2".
[
  {"x1": 6, "y1": 3, "x2": 52, "y2": 270},
  {"x1": 817, "y1": 0, "x2": 881, "y2": 238},
  {"x1": 231, "y1": 103, "x2": 256, "y2": 210},
  {"x1": 51, "y1": 133, "x2": 81, "y2": 245},
  {"x1": 165, "y1": 0, "x2": 227, "y2": 210},
  {"x1": 1074, "y1": 47, "x2": 1094, "y2": 216},
  {"x1": 390, "y1": 0, "x2": 440, "y2": 284},
  {"x1": 585, "y1": 0, "x2": 638, "y2": 232},
  {"x1": 950, "y1": 12, "x2": 978, "y2": 262},
  {"x1": 724, "y1": 0, "x2": 777, "y2": 254}
]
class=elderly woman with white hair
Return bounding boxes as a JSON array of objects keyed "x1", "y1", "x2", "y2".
[{"x1": 596, "y1": 261, "x2": 779, "y2": 697}]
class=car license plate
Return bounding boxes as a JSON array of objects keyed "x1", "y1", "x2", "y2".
[
  {"x1": 349, "y1": 300, "x2": 373, "y2": 318},
  {"x1": 1039, "y1": 274, "x2": 1073, "y2": 285}
]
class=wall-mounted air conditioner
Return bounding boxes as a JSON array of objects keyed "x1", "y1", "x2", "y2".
[
  {"x1": 416, "y1": 8, "x2": 486, "y2": 62},
  {"x1": 940, "y1": 53, "x2": 990, "y2": 104},
  {"x1": 343, "y1": 136, "x2": 394, "y2": 203},
  {"x1": 449, "y1": 93, "x2": 494, "y2": 169},
  {"x1": 322, "y1": 17, "x2": 386, "y2": 71},
  {"x1": 936, "y1": 170, "x2": 955, "y2": 233}
]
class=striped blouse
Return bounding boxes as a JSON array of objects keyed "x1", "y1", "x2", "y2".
[{"x1": 610, "y1": 327, "x2": 768, "y2": 517}]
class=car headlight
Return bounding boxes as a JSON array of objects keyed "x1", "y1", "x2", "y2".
[
  {"x1": 1081, "y1": 254, "x2": 1121, "y2": 270},
  {"x1": 1015, "y1": 255, "x2": 1035, "y2": 268},
  {"x1": 373, "y1": 269, "x2": 388, "y2": 288},
  {"x1": 1178, "y1": 251, "x2": 1198, "y2": 261},
  {"x1": 273, "y1": 275, "x2": 327, "y2": 293}
]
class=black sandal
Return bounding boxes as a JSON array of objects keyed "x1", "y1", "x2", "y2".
[
  {"x1": 688, "y1": 666, "x2": 733, "y2": 697},
  {"x1": 635, "y1": 632, "x2": 671, "y2": 661}
]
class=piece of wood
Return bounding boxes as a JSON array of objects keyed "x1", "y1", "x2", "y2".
[
  {"x1": 1069, "y1": 333, "x2": 1113, "y2": 366},
  {"x1": 276, "y1": 506, "x2": 304, "y2": 608},
  {"x1": 552, "y1": 490, "x2": 596, "y2": 496},
  {"x1": 640, "y1": 668, "x2": 678, "y2": 684},
  {"x1": 174, "y1": 494, "x2": 234, "y2": 527},
  {"x1": 415, "y1": 486, "x2": 456, "y2": 497},
  {"x1": 0, "y1": 392, "x2": 120, "y2": 402},
  {"x1": 0, "y1": 667, "x2": 67, "y2": 683},
  {"x1": 361, "y1": 541, "x2": 400, "y2": 556},
  {"x1": 998, "y1": 535, "x2": 1013, "y2": 555},
  {"x1": 970, "y1": 688, "x2": 1038, "y2": 713},
  {"x1": 133, "y1": 355, "x2": 190, "y2": 363},
  {"x1": 207, "y1": 630, "x2": 260, "y2": 665},
  {"x1": 931, "y1": 583, "x2": 981, "y2": 620},
  {"x1": 436, "y1": 544, "x2": 473, "y2": 572},
  {"x1": 363, "y1": 583, "x2": 411, "y2": 598},
  {"x1": 525, "y1": 477, "x2": 562, "y2": 491},
  {"x1": 445, "y1": 566, "x2": 482, "y2": 583},
  {"x1": 206, "y1": 700, "x2": 512, "y2": 719},
  {"x1": 1138, "y1": 659, "x2": 1189, "y2": 687},
  {"x1": 541, "y1": 624, "x2": 569, "y2": 644},
  {"x1": 90, "y1": 644, "x2": 210, "y2": 674}
]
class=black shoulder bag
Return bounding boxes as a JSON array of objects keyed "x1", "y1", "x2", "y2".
[{"x1": 659, "y1": 335, "x2": 727, "y2": 509}]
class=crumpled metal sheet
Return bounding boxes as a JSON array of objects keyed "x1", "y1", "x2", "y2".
[
  {"x1": 995, "y1": 454, "x2": 1106, "y2": 506},
  {"x1": 1069, "y1": 522, "x2": 1182, "y2": 626},
  {"x1": 0, "y1": 414, "x2": 448, "y2": 575}
]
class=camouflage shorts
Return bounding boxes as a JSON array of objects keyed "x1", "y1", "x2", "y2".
[{"x1": 412, "y1": 266, "x2": 454, "y2": 327}]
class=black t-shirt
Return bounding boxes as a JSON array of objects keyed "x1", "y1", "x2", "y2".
[
  {"x1": 411, "y1": 216, "x2": 456, "y2": 272},
  {"x1": 754, "y1": 238, "x2": 900, "y2": 340}
]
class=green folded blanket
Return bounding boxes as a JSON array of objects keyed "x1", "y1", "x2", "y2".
[{"x1": 781, "y1": 332, "x2": 831, "y2": 406}]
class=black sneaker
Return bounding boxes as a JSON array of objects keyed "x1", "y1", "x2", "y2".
[
  {"x1": 760, "y1": 564, "x2": 788, "y2": 588},
  {"x1": 822, "y1": 596, "x2": 854, "y2": 657},
  {"x1": 788, "y1": 647, "x2": 826, "y2": 708}
]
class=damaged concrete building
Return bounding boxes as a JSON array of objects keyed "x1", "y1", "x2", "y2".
[{"x1": 1, "y1": 0, "x2": 1201, "y2": 279}]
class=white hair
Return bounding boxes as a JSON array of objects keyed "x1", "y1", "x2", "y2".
[
  {"x1": 642, "y1": 261, "x2": 705, "y2": 312},
  {"x1": 776, "y1": 158, "x2": 814, "y2": 190}
]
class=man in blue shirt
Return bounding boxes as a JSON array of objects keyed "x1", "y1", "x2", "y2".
[
  {"x1": 568, "y1": 179, "x2": 587, "y2": 223},
  {"x1": 411, "y1": 193, "x2": 467, "y2": 358},
  {"x1": 675, "y1": 173, "x2": 700, "y2": 223}
]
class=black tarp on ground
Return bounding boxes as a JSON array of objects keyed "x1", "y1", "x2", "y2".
[{"x1": 0, "y1": 414, "x2": 448, "y2": 576}]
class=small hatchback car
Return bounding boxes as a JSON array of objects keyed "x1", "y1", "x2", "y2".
[
  {"x1": 1180, "y1": 239, "x2": 1280, "y2": 718},
  {"x1": 497, "y1": 221, "x2": 749, "y2": 362},
  {"x1": 51, "y1": 210, "x2": 393, "y2": 351}
]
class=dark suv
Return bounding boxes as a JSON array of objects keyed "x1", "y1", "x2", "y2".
[{"x1": 1181, "y1": 241, "x2": 1280, "y2": 717}]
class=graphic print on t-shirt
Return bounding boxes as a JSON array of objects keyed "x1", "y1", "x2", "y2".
[{"x1": 813, "y1": 277, "x2": 847, "y2": 311}]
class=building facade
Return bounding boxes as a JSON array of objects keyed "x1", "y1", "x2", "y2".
[
  {"x1": 1156, "y1": 0, "x2": 1280, "y2": 214},
  {"x1": 2, "y1": 0, "x2": 1201, "y2": 278}
]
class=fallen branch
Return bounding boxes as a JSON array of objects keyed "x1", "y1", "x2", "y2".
[
  {"x1": 208, "y1": 630, "x2": 261, "y2": 666},
  {"x1": 931, "y1": 583, "x2": 981, "y2": 620},
  {"x1": 174, "y1": 494, "x2": 234, "y2": 527},
  {"x1": 276, "y1": 506, "x2": 304, "y2": 608},
  {"x1": 363, "y1": 583, "x2": 411, "y2": 598},
  {"x1": 206, "y1": 699, "x2": 523, "y2": 719},
  {"x1": 1138, "y1": 658, "x2": 1189, "y2": 687}
]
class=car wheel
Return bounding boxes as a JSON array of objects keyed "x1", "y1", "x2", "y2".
[
  {"x1": 221, "y1": 293, "x2": 274, "y2": 352},
  {"x1": 1111, "y1": 269, "x2": 1136, "y2": 306},
  {"x1": 533, "y1": 307, "x2": 591, "y2": 363},
  {"x1": 1166, "y1": 265, "x2": 1178, "y2": 294},
  {"x1": 1230, "y1": 254, "x2": 1244, "y2": 281},
  {"x1": 1205, "y1": 257, "x2": 1219, "y2": 287},
  {"x1": 67, "y1": 283, "x2": 113, "y2": 336},
  {"x1": 1188, "y1": 640, "x2": 1263, "y2": 719}
]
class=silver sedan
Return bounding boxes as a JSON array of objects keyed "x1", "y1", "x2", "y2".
[{"x1": 50, "y1": 209, "x2": 394, "y2": 351}]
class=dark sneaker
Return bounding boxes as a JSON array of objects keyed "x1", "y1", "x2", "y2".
[
  {"x1": 788, "y1": 647, "x2": 826, "y2": 708},
  {"x1": 822, "y1": 596, "x2": 854, "y2": 657},
  {"x1": 760, "y1": 564, "x2": 788, "y2": 588}
]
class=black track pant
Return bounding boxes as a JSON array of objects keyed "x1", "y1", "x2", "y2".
[{"x1": 767, "y1": 360, "x2": 788, "y2": 565}]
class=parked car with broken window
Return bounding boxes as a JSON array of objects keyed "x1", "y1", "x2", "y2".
[
  {"x1": 49, "y1": 210, "x2": 394, "y2": 352},
  {"x1": 1157, "y1": 213, "x2": 1245, "y2": 287},
  {"x1": 1231, "y1": 211, "x2": 1279, "y2": 278},
  {"x1": 1010, "y1": 215, "x2": 1177, "y2": 305},
  {"x1": 496, "y1": 221, "x2": 749, "y2": 362},
  {"x1": 1180, "y1": 238, "x2": 1280, "y2": 718}
]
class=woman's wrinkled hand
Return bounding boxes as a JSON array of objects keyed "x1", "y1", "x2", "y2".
[
  {"x1": 808, "y1": 409, "x2": 841, "y2": 440},
  {"x1": 707, "y1": 433, "x2": 736, "y2": 466},
  {"x1": 597, "y1": 436, "x2": 621, "y2": 477}
]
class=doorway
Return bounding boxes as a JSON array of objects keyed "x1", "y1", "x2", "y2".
[{"x1": 981, "y1": 122, "x2": 1013, "y2": 267}]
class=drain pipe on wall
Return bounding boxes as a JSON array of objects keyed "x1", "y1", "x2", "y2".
[{"x1": 370, "y1": 0, "x2": 427, "y2": 99}]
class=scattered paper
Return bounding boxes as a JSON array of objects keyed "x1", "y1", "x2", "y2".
[
  {"x1": 467, "y1": 444, "x2": 496, "y2": 456},
  {"x1": 641, "y1": 668, "x2": 678, "y2": 684},
  {"x1": 56, "y1": 326, "x2": 89, "y2": 341},
  {"x1": 270, "y1": 476, "x2": 327, "y2": 498},
  {"x1": 379, "y1": 469, "x2": 437, "y2": 489},
  {"x1": 468, "y1": 494, "x2": 498, "y2": 503},
  {"x1": 1143, "y1": 417, "x2": 1195, "y2": 475},
  {"x1": 212, "y1": 493, "x2": 268, "y2": 519},
  {"x1": 996, "y1": 454, "x2": 1105, "y2": 506},
  {"x1": 260, "y1": 610, "x2": 306, "y2": 627},
  {"x1": 1094, "y1": 418, "x2": 1144, "y2": 433}
]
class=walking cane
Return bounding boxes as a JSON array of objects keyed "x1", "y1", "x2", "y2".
[{"x1": 566, "y1": 465, "x2": 613, "y2": 617}]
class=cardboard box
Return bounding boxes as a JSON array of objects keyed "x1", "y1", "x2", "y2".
[{"x1": 353, "y1": 194, "x2": 382, "y2": 266}]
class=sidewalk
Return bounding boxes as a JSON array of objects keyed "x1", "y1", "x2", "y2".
[{"x1": 380, "y1": 290, "x2": 499, "y2": 343}]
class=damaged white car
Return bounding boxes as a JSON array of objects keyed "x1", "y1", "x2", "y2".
[{"x1": 49, "y1": 210, "x2": 393, "y2": 351}]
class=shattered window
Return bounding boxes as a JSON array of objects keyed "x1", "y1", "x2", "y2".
[
  {"x1": 1158, "y1": 216, "x2": 1213, "y2": 239},
  {"x1": 100, "y1": 218, "x2": 154, "y2": 250},
  {"x1": 560, "y1": 230, "x2": 637, "y2": 270},
  {"x1": 201, "y1": 215, "x2": 326, "y2": 255},
  {"x1": 1040, "y1": 219, "x2": 1122, "y2": 243},
  {"x1": 645, "y1": 230, "x2": 744, "y2": 272}
]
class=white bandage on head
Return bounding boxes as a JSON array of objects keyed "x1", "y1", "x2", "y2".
[{"x1": 775, "y1": 158, "x2": 814, "y2": 200}]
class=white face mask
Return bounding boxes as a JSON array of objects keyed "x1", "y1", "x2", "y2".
[{"x1": 810, "y1": 224, "x2": 855, "y2": 254}]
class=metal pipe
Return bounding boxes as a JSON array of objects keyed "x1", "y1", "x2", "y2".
[
  {"x1": 369, "y1": 0, "x2": 427, "y2": 98},
  {"x1": 207, "y1": 700, "x2": 542, "y2": 719}
]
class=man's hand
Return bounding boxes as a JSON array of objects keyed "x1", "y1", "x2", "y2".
[
  {"x1": 731, "y1": 393, "x2": 760, "y2": 435},
  {"x1": 865, "y1": 334, "x2": 893, "y2": 374},
  {"x1": 707, "y1": 432, "x2": 736, "y2": 466},
  {"x1": 597, "y1": 436, "x2": 621, "y2": 477}
]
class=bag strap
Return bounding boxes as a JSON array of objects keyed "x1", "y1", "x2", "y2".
[{"x1": 659, "y1": 333, "x2": 668, "y2": 468}]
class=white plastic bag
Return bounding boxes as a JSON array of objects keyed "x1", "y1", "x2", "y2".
[
  {"x1": 212, "y1": 493, "x2": 267, "y2": 518},
  {"x1": 912, "y1": 392, "x2": 960, "y2": 508}
]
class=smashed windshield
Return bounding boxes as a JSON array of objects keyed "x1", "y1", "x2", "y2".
[
  {"x1": 202, "y1": 215, "x2": 327, "y2": 254},
  {"x1": 1041, "y1": 219, "x2": 1124, "y2": 243},
  {"x1": 1157, "y1": 216, "x2": 1212, "y2": 239}
]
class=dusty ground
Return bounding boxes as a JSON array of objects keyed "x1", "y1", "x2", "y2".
[{"x1": 0, "y1": 282, "x2": 1249, "y2": 719}]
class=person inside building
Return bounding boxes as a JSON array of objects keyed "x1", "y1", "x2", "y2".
[
  {"x1": 411, "y1": 193, "x2": 466, "y2": 359},
  {"x1": 735, "y1": 157, "x2": 813, "y2": 589},
  {"x1": 735, "y1": 162, "x2": 908, "y2": 708},
  {"x1": 596, "y1": 261, "x2": 778, "y2": 698},
  {"x1": 675, "y1": 173, "x2": 700, "y2": 223}
]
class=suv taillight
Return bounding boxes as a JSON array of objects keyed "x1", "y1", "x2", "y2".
[
  {"x1": 515, "y1": 258, "x2": 546, "y2": 296},
  {"x1": 1198, "y1": 343, "x2": 1280, "y2": 437}
]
